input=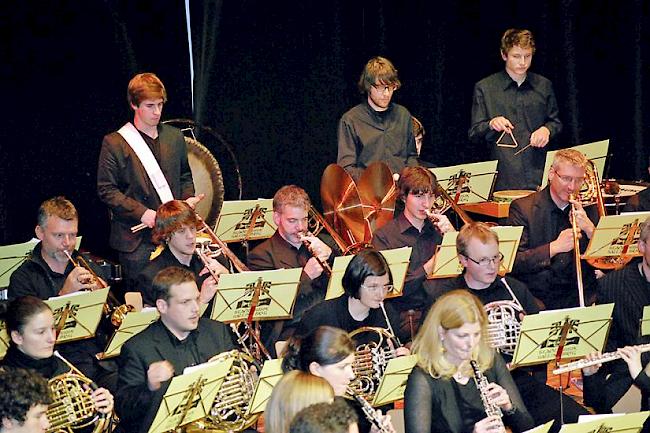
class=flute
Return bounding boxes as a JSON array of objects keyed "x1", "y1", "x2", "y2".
[{"x1": 552, "y1": 342, "x2": 650, "y2": 375}]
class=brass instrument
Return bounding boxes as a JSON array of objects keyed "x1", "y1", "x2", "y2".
[
  {"x1": 298, "y1": 230, "x2": 333, "y2": 276},
  {"x1": 193, "y1": 214, "x2": 271, "y2": 361},
  {"x1": 346, "y1": 389, "x2": 391, "y2": 433},
  {"x1": 183, "y1": 350, "x2": 259, "y2": 433},
  {"x1": 581, "y1": 160, "x2": 633, "y2": 270},
  {"x1": 469, "y1": 360, "x2": 505, "y2": 430},
  {"x1": 553, "y1": 342, "x2": 650, "y2": 375},
  {"x1": 485, "y1": 278, "x2": 525, "y2": 355},
  {"x1": 348, "y1": 326, "x2": 400, "y2": 403},
  {"x1": 63, "y1": 251, "x2": 134, "y2": 327},
  {"x1": 568, "y1": 193, "x2": 586, "y2": 307},
  {"x1": 308, "y1": 205, "x2": 371, "y2": 255},
  {"x1": 427, "y1": 179, "x2": 474, "y2": 230},
  {"x1": 48, "y1": 351, "x2": 115, "y2": 433}
]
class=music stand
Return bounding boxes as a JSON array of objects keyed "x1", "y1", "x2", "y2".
[
  {"x1": 558, "y1": 412, "x2": 649, "y2": 433},
  {"x1": 46, "y1": 288, "x2": 109, "y2": 344},
  {"x1": 214, "y1": 199, "x2": 277, "y2": 245},
  {"x1": 641, "y1": 306, "x2": 650, "y2": 337},
  {"x1": 427, "y1": 226, "x2": 523, "y2": 279},
  {"x1": 0, "y1": 237, "x2": 82, "y2": 287},
  {"x1": 0, "y1": 320, "x2": 8, "y2": 360},
  {"x1": 371, "y1": 355, "x2": 417, "y2": 407},
  {"x1": 147, "y1": 356, "x2": 234, "y2": 433},
  {"x1": 96, "y1": 308, "x2": 160, "y2": 360},
  {"x1": 211, "y1": 268, "x2": 301, "y2": 323},
  {"x1": 524, "y1": 421, "x2": 555, "y2": 433},
  {"x1": 247, "y1": 358, "x2": 284, "y2": 415},
  {"x1": 539, "y1": 139, "x2": 610, "y2": 188},
  {"x1": 430, "y1": 160, "x2": 499, "y2": 205},
  {"x1": 583, "y1": 212, "x2": 650, "y2": 261},
  {"x1": 325, "y1": 247, "x2": 412, "y2": 300},
  {"x1": 511, "y1": 303, "x2": 614, "y2": 369}
]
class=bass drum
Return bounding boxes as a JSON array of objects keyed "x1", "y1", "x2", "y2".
[{"x1": 185, "y1": 136, "x2": 225, "y2": 227}]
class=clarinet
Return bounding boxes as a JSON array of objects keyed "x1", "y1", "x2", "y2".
[
  {"x1": 346, "y1": 389, "x2": 391, "y2": 433},
  {"x1": 469, "y1": 360, "x2": 505, "y2": 429}
]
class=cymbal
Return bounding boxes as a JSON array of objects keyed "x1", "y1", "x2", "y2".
[
  {"x1": 320, "y1": 164, "x2": 370, "y2": 247},
  {"x1": 357, "y1": 162, "x2": 397, "y2": 233}
]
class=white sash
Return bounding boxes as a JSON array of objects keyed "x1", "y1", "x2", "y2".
[{"x1": 117, "y1": 122, "x2": 174, "y2": 204}]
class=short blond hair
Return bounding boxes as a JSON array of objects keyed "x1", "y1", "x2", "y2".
[
  {"x1": 551, "y1": 148, "x2": 589, "y2": 171},
  {"x1": 456, "y1": 222, "x2": 499, "y2": 257}
]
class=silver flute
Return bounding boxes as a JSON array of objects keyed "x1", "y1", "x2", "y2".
[
  {"x1": 470, "y1": 360, "x2": 505, "y2": 429},
  {"x1": 552, "y1": 342, "x2": 650, "y2": 375},
  {"x1": 346, "y1": 388, "x2": 391, "y2": 433},
  {"x1": 379, "y1": 301, "x2": 402, "y2": 347}
]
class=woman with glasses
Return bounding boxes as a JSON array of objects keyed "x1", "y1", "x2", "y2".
[
  {"x1": 294, "y1": 248, "x2": 408, "y2": 346},
  {"x1": 405, "y1": 290, "x2": 533, "y2": 433}
]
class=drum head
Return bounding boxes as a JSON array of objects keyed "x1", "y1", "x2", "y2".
[
  {"x1": 493, "y1": 190, "x2": 535, "y2": 203},
  {"x1": 185, "y1": 137, "x2": 225, "y2": 227}
]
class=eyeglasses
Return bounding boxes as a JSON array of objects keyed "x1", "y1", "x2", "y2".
[
  {"x1": 371, "y1": 83, "x2": 398, "y2": 93},
  {"x1": 360, "y1": 284, "x2": 394, "y2": 294},
  {"x1": 552, "y1": 169, "x2": 585, "y2": 186},
  {"x1": 463, "y1": 252, "x2": 504, "y2": 267}
]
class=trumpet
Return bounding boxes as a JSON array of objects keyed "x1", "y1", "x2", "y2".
[
  {"x1": 298, "y1": 231, "x2": 332, "y2": 276},
  {"x1": 568, "y1": 193, "x2": 586, "y2": 307},
  {"x1": 426, "y1": 180, "x2": 474, "y2": 232},
  {"x1": 552, "y1": 342, "x2": 650, "y2": 375},
  {"x1": 63, "y1": 251, "x2": 134, "y2": 327}
]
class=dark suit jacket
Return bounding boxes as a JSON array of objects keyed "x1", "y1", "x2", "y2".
[
  {"x1": 506, "y1": 186, "x2": 599, "y2": 309},
  {"x1": 97, "y1": 123, "x2": 194, "y2": 253},
  {"x1": 115, "y1": 318, "x2": 235, "y2": 433}
]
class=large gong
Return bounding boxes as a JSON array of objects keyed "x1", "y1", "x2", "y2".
[
  {"x1": 185, "y1": 136, "x2": 224, "y2": 227},
  {"x1": 164, "y1": 119, "x2": 243, "y2": 227}
]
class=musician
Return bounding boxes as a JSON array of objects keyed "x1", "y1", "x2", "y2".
[
  {"x1": 0, "y1": 297, "x2": 114, "y2": 418},
  {"x1": 337, "y1": 56, "x2": 418, "y2": 181},
  {"x1": 506, "y1": 148, "x2": 599, "y2": 309},
  {"x1": 295, "y1": 249, "x2": 408, "y2": 346},
  {"x1": 290, "y1": 400, "x2": 359, "y2": 433},
  {"x1": 265, "y1": 370, "x2": 335, "y2": 433},
  {"x1": 8, "y1": 196, "x2": 106, "y2": 300},
  {"x1": 404, "y1": 290, "x2": 533, "y2": 433},
  {"x1": 115, "y1": 266, "x2": 235, "y2": 433},
  {"x1": 0, "y1": 368, "x2": 51, "y2": 433},
  {"x1": 412, "y1": 116, "x2": 434, "y2": 169},
  {"x1": 283, "y1": 325, "x2": 394, "y2": 433},
  {"x1": 97, "y1": 72, "x2": 203, "y2": 292},
  {"x1": 248, "y1": 185, "x2": 337, "y2": 350},
  {"x1": 7, "y1": 197, "x2": 106, "y2": 380},
  {"x1": 372, "y1": 166, "x2": 454, "y2": 328},
  {"x1": 469, "y1": 28, "x2": 562, "y2": 191},
  {"x1": 581, "y1": 216, "x2": 650, "y2": 416},
  {"x1": 432, "y1": 223, "x2": 589, "y2": 431},
  {"x1": 136, "y1": 200, "x2": 229, "y2": 308}
]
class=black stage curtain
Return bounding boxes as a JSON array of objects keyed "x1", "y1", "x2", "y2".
[{"x1": 2, "y1": 0, "x2": 649, "y2": 258}]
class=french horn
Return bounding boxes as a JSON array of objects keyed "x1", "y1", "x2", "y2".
[
  {"x1": 484, "y1": 300, "x2": 523, "y2": 355},
  {"x1": 183, "y1": 350, "x2": 259, "y2": 433}
]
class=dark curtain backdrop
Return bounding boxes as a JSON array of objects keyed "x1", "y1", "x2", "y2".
[{"x1": 1, "y1": 0, "x2": 649, "y2": 259}]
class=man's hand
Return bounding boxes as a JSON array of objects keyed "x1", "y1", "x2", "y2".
[
  {"x1": 549, "y1": 228, "x2": 575, "y2": 257},
  {"x1": 430, "y1": 213, "x2": 455, "y2": 234},
  {"x1": 90, "y1": 387, "x2": 115, "y2": 414},
  {"x1": 199, "y1": 259, "x2": 229, "y2": 304},
  {"x1": 489, "y1": 116, "x2": 514, "y2": 132},
  {"x1": 185, "y1": 194, "x2": 206, "y2": 209},
  {"x1": 569, "y1": 198, "x2": 596, "y2": 238},
  {"x1": 147, "y1": 360, "x2": 174, "y2": 391},
  {"x1": 529, "y1": 126, "x2": 550, "y2": 148},
  {"x1": 140, "y1": 209, "x2": 157, "y2": 228},
  {"x1": 303, "y1": 257, "x2": 325, "y2": 280},
  {"x1": 59, "y1": 266, "x2": 96, "y2": 295},
  {"x1": 302, "y1": 235, "x2": 332, "y2": 262}
]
